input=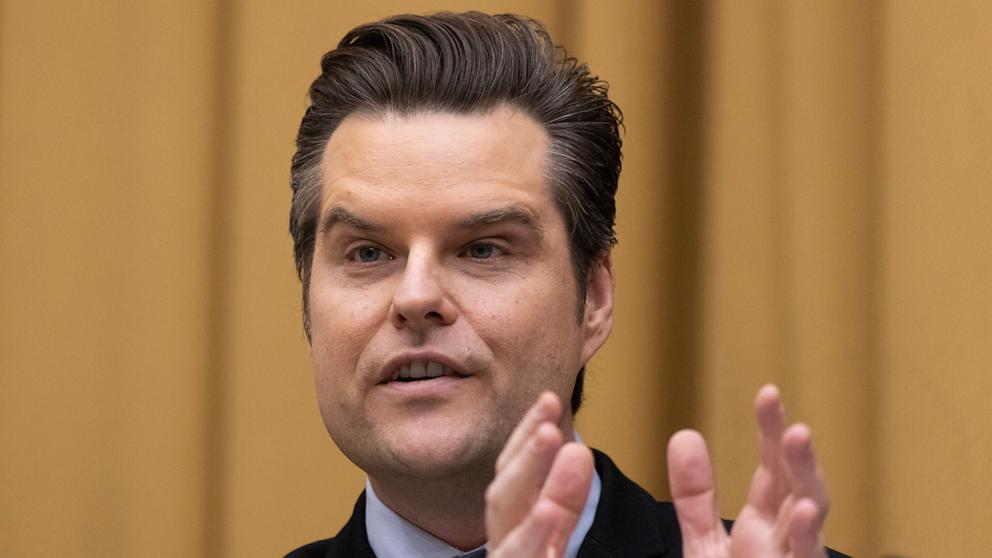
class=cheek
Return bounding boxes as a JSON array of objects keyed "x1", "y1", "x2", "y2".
[
  {"x1": 312, "y1": 271, "x2": 387, "y2": 324},
  {"x1": 464, "y1": 271, "x2": 583, "y2": 376},
  {"x1": 309, "y1": 284, "x2": 388, "y2": 374}
]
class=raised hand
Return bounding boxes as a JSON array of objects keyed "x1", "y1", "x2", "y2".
[
  {"x1": 667, "y1": 384, "x2": 830, "y2": 557},
  {"x1": 486, "y1": 392, "x2": 594, "y2": 558}
]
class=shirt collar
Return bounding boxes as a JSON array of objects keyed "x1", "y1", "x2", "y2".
[{"x1": 365, "y1": 438, "x2": 602, "y2": 558}]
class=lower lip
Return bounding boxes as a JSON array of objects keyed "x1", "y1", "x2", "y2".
[{"x1": 378, "y1": 375, "x2": 469, "y2": 397}]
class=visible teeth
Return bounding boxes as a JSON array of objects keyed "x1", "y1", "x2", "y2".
[
  {"x1": 426, "y1": 360, "x2": 443, "y2": 378},
  {"x1": 390, "y1": 360, "x2": 461, "y2": 382},
  {"x1": 409, "y1": 360, "x2": 426, "y2": 378}
]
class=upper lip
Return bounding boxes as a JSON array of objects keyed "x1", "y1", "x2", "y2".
[{"x1": 378, "y1": 350, "x2": 469, "y2": 384}]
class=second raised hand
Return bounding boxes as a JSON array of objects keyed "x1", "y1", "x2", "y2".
[{"x1": 667, "y1": 384, "x2": 830, "y2": 558}]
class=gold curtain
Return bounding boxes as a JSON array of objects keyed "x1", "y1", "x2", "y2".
[{"x1": 2, "y1": 1, "x2": 990, "y2": 556}]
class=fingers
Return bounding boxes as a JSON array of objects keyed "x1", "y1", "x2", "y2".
[
  {"x1": 755, "y1": 384, "x2": 786, "y2": 472},
  {"x1": 782, "y1": 423, "x2": 830, "y2": 526},
  {"x1": 489, "y1": 443, "x2": 593, "y2": 558},
  {"x1": 487, "y1": 392, "x2": 568, "y2": 546},
  {"x1": 751, "y1": 386, "x2": 829, "y2": 524},
  {"x1": 667, "y1": 385, "x2": 831, "y2": 557},
  {"x1": 746, "y1": 385, "x2": 830, "y2": 556},
  {"x1": 667, "y1": 430, "x2": 729, "y2": 551},
  {"x1": 486, "y1": 421, "x2": 563, "y2": 544},
  {"x1": 488, "y1": 499, "x2": 557, "y2": 558},
  {"x1": 786, "y1": 498, "x2": 827, "y2": 558},
  {"x1": 496, "y1": 392, "x2": 562, "y2": 474},
  {"x1": 746, "y1": 384, "x2": 788, "y2": 517},
  {"x1": 540, "y1": 443, "x2": 594, "y2": 518}
]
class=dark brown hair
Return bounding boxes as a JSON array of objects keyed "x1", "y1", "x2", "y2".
[{"x1": 290, "y1": 11, "x2": 622, "y2": 412}]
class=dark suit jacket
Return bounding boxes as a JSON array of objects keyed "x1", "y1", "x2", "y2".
[{"x1": 285, "y1": 450, "x2": 850, "y2": 557}]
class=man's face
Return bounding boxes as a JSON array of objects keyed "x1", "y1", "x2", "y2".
[{"x1": 308, "y1": 106, "x2": 612, "y2": 481}]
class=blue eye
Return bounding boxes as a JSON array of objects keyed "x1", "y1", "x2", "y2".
[
  {"x1": 357, "y1": 246, "x2": 382, "y2": 262},
  {"x1": 468, "y1": 243, "x2": 494, "y2": 259}
]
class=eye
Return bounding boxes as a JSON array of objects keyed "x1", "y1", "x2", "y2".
[
  {"x1": 461, "y1": 241, "x2": 507, "y2": 261},
  {"x1": 358, "y1": 246, "x2": 381, "y2": 262},
  {"x1": 468, "y1": 243, "x2": 495, "y2": 259},
  {"x1": 349, "y1": 245, "x2": 392, "y2": 263}
]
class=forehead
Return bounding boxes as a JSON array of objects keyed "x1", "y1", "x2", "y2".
[{"x1": 319, "y1": 107, "x2": 553, "y2": 212}]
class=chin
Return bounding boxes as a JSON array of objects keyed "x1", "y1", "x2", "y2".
[{"x1": 372, "y1": 423, "x2": 501, "y2": 480}]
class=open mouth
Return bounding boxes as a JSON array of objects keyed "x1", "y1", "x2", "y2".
[{"x1": 388, "y1": 359, "x2": 464, "y2": 383}]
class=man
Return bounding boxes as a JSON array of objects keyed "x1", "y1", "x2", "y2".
[{"x1": 285, "y1": 12, "x2": 846, "y2": 558}]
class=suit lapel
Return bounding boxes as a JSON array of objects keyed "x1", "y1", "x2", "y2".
[
  {"x1": 322, "y1": 492, "x2": 378, "y2": 558},
  {"x1": 577, "y1": 450, "x2": 681, "y2": 557}
]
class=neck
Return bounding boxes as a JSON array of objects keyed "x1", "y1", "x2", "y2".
[
  {"x1": 369, "y1": 414, "x2": 577, "y2": 551},
  {"x1": 370, "y1": 465, "x2": 490, "y2": 550}
]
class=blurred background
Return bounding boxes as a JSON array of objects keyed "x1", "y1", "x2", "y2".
[{"x1": 1, "y1": 1, "x2": 990, "y2": 556}]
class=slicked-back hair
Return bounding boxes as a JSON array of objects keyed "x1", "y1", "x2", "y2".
[{"x1": 290, "y1": 11, "x2": 622, "y2": 413}]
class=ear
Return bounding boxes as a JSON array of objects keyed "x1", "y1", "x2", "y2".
[{"x1": 580, "y1": 251, "x2": 615, "y2": 365}]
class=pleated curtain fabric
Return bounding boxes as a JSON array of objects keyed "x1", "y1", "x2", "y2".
[{"x1": 3, "y1": 2, "x2": 992, "y2": 558}]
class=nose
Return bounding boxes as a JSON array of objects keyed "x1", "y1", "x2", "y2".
[{"x1": 389, "y1": 252, "x2": 457, "y2": 330}]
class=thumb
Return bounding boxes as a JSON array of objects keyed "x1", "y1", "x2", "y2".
[{"x1": 667, "y1": 430, "x2": 729, "y2": 553}]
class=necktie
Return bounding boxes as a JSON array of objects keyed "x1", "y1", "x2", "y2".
[{"x1": 457, "y1": 549, "x2": 487, "y2": 558}]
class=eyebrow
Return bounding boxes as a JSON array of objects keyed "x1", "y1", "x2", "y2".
[
  {"x1": 456, "y1": 206, "x2": 544, "y2": 239},
  {"x1": 318, "y1": 204, "x2": 544, "y2": 239},
  {"x1": 319, "y1": 206, "x2": 384, "y2": 235}
]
